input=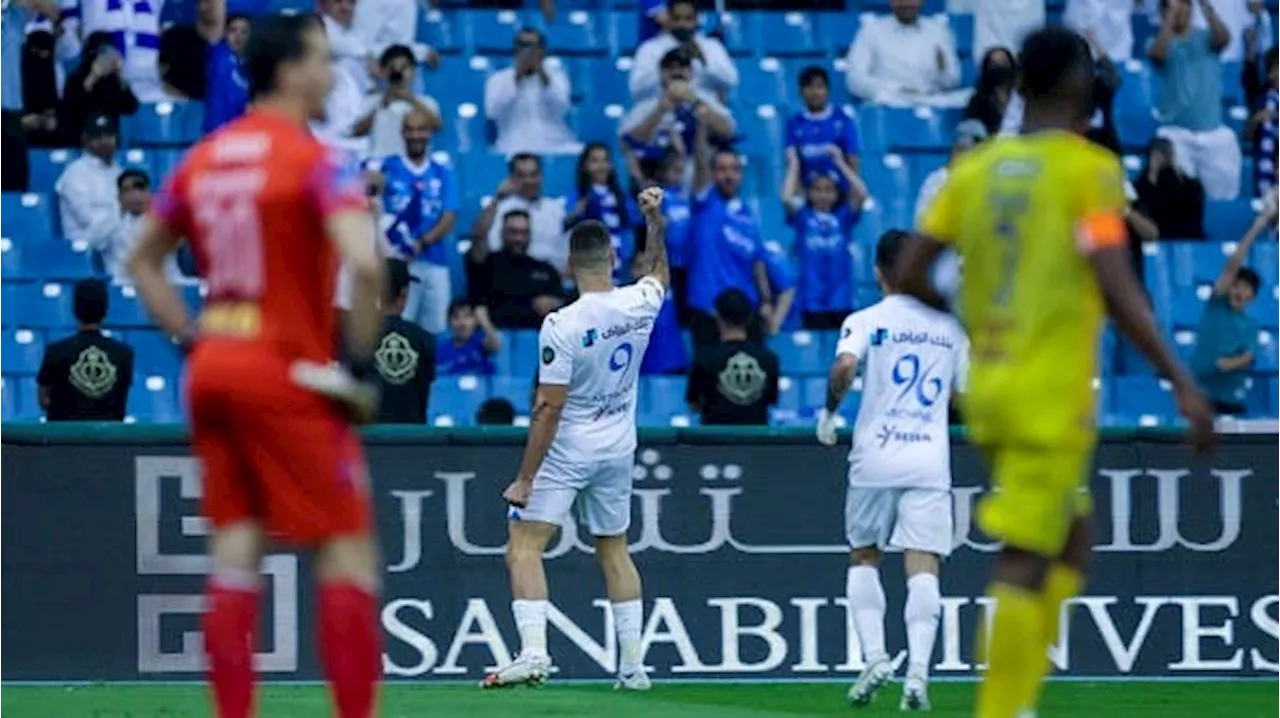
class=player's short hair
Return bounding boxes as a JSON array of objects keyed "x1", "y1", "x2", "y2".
[
  {"x1": 245, "y1": 12, "x2": 323, "y2": 101},
  {"x1": 1016, "y1": 26, "x2": 1093, "y2": 104},
  {"x1": 875, "y1": 229, "x2": 911, "y2": 274},
  {"x1": 476, "y1": 397, "x2": 516, "y2": 426},
  {"x1": 447, "y1": 298, "x2": 473, "y2": 319},
  {"x1": 667, "y1": 0, "x2": 696, "y2": 14},
  {"x1": 712, "y1": 148, "x2": 740, "y2": 167},
  {"x1": 798, "y1": 65, "x2": 829, "y2": 89},
  {"x1": 714, "y1": 288, "x2": 753, "y2": 329},
  {"x1": 117, "y1": 168, "x2": 150, "y2": 190},
  {"x1": 73, "y1": 278, "x2": 108, "y2": 325},
  {"x1": 508, "y1": 153, "x2": 541, "y2": 174},
  {"x1": 379, "y1": 44, "x2": 415, "y2": 68},
  {"x1": 515, "y1": 26, "x2": 545, "y2": 47},
  {"x1": 660, "y1": 48, "x2": 692, "y2": 71},
  {"x1": 1237, "y1": 267, "x2": 1262, "y2": 295},
  {"x1": 568, "y1": 220, "x2": 613, "y2": 273}
]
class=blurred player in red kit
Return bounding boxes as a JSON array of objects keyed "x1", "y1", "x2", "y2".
[{"x1": 127, "y1": 12, "x2": 385, "y2": 718}]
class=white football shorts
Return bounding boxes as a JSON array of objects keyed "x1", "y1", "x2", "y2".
[
  {"x1": 509, "y1": 454, "x2": 635, "y2": 537},
  {"x1": 845, "y1": 486, "x2": 954, "y2": 557}
]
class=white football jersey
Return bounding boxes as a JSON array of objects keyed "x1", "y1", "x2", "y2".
[
  {"x1": 538, "y1": 276, "x2": 665, "y2": 462},
  {"x1": 835, "y1": 295, "x2": 970, "y2": 490}
]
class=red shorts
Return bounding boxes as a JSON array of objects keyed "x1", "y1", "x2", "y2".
[{"x1": 187, "y1": 345, "x2": 372, "y2": 545}]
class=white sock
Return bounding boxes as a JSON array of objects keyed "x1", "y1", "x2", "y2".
[
  {"x1": 512, "y1": 599, "x2": 548, "y2": 659},
  {"x1": 846, "y1": 565, "x2": 888, "y2": 664},
  {"x1": 612, "y1": 599, "x2": 644, "y2": 672},
  {"x1": 904, "y1": 573, "x2": 941, "y2": 680}
]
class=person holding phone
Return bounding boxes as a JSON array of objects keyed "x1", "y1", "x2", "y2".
[
  {"x1": 60, "y1": 31, "x2": 139, "y2": 142},
  {"x1": 483, "y1": 27, "x2": 579, "y2": 156},
  {"x1": 352, "y1": 44, "x2": 442, "y2": 158}
]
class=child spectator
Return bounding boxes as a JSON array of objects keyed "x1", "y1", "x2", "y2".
[
  {"x1": 785, "y1": 66, "x2": 862, "y2": 191},
  {"x1": 435, "y1": 299, "x2": 501, "y2": 376},
  {"x1": 783, "y1": 149, "x2": 867, "y2": 330},
  {"x1": 565, "y1": 142, "x2": 640, "y2": 284}
]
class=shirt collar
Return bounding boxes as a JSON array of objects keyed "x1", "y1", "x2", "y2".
[
  {"x1": 802, "y1": 105, "x2": 834, "y2": 121},
  {"x1": 399, "y1": 153, "x2": 432, "y2": 173}
]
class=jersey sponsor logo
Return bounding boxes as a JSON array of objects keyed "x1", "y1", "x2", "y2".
[
  {"x1": 874, "y1": 423, "x2": 934, "y2": 448},
  {"x1": 541, "y1": 346, "x2": 555, "y2": 365},
  {"x1": 581, "y1": 328, "x2": 598, "y2": 348},
  {"x1": 69, "y1": 345, "x2": 119, "y2": 398},
  {"x1": 716, "y1": 352, "x2": 767, "y2": 406},
  {"x1": 870, "y1": 328, "x2": 888, "y2": 346},
  {"x1": 375, "y1": 332, "x2": 420, "y2": 385},
  {"x1": 200, "y1": 302, "x2": 262, "y2": 337}
]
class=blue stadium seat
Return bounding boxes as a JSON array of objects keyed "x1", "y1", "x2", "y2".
[
  {"x1": 464, "y1": 10, "x2": 524, "y2": 53},
  {"x1": 148, "y1": 148, "x2": 187, "y2": 187},
  {"x1": 949, "y1": 12, "x2": 974, "y2": 59},
  {"x1": 2, "y1": 375, "x2": 42, "y2": 420},
  {"x1": 1170, "y1": 293, "x2": 1206, "y2": 328},
  {"x1": 775, "y1": 375, "x2": 802, "y2": 412},
  {"x1": 15, "y1": 241, "x2": 96, "y2": 280},
  {"x1": 1221, "y1": 61, "x2": 1245, "y2": 106},
  {"x1": 861, "y1": 155, "x2": 913, "y2": 219},
  {"x1": 717, "y1": 11, "x2": 756, "y2": 56},
  {"x1": 127, "y1": 377, "x2": 182, "y2": 423},
  {"x1": 585, "y1": 57, "x2": 632, "y2": 108},
  {"x1": 767, "y1": 330, "x2": 826, "y2": 375},
  {"x1": 1, "y1": 374, "x2": 13, "y2": 420},
  {"x1": 1245, "y1": 376, "x2": 1275, "y2": 416},
  {"x1": 2, "y1": 193, "x2": 55, "y2": 244},
  {"x1": 1, "y1": 282, "x2": 31, "y2": 327},
  {"x1": 541, "y1": 155, "x2": 578, "y2": 199},
  {"x1": 542, "y1": 10, "x2": 603, "y2": 54},
  {"x1": 431, "y1": 376, "x2": 488, "y2": 426},
  {"x1": 121, "y1": 102, "x2": 205, "y2": 147},
  {"x1": 1252, "y1": 240, "x2": 1279, "y2": 289},
  {"x1": 488, "y1": 375, "x2": 533, "y2": 413},
  {"x1": 128, "y1": 330, "x2": 185, "y2": 377},
  {"x1": 736, "y1": 58, "x2": 788, "y2": 108},
  {"x1": 1250, "y1": 289, "x2": 1279, "y2": 331},
  {"x1": 800, "y1": 375, "x2": 828, "y2": 411},
  {"x1": 1110, "y1": 375, "x2": 1176, "y2": 424},
  {"x1": 758, "y1": 12, "x2": 820, "y2": 57},
  {"x1": 640, "y1": 375, "x2": 687, "y2": 423},
  {"x1": 1255, "y1": 331, "x2": 1278, "y2": 372},
  {"x1": 1203, "y1": 199, "x2": 1256, "y2": 245},
  {"x1": 507, "y1": 330, "x2": 540, "y2": 377},
  {"x1": 572, "y1": 105, "x2": 624, "y2": 148},
  {"x1": 814, "y1": 12, "x2": 859, "y2": 54},
  {"x1": 2, "y1": 329, "x2": 45, "y2": 374},
  {"x1": 1166, "y1": 241, "x2": 1228, "y2": 290},
  {"x1": 737, "y1": 105, "x2": 786, "y2": 156},
  {"x1": 1170, "y1": 328, "x2": 1197, "y2": 366},
  {"x1": 105, "y1": 285, "x2": 152, "y2": 326},
  {"x1": 25, "y1": 281, "x2": 77, "y2": 329},
  {"x1": 28, "y1": 149, "x2": 77, "y2": 194},
  {"x1": 603, "y1": 10, "x2": 638, "y2": 55},
  {"x1": 417, "y1": 8, "x2": 462, "y2": 53},
  {"x1": 1115, "y1": 61, "x2": 1156, "y2": 149}
]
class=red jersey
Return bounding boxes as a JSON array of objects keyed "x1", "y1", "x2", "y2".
[{"x1": 151, "y1": 109, "x2": 367, "y2": 363}]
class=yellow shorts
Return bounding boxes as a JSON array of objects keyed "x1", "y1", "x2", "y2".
[{"x1": 976, "y1": 445, "x2": 1094, "y2": 557}]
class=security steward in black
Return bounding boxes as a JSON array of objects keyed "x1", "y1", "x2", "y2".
[
  {"x1": 373, "y1": 259, "x2": 437, "y2": 423},
  {"x1": 37, "y1": 278, "x2": 134, "y2": 421}
]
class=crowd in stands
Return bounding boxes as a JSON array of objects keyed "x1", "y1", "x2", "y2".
[{"x1": 2, "y1": 0, "x2": 1277, "y2": 428}]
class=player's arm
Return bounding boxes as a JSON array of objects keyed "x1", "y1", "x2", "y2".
[
  {"x1": 506, "y1": 320, "x2": 572, "y2": 505},
  {"x1": 817, "y1": 314, "x2": 866, "y2": 445},
  {"x1": 1212, "y1": 203, "x2": 1275, "y2": 295},
  {"x1": 633, "y1": 186, "x2": 669, "y2": 289},
  {"x1": 1200, "y1": 0, "x2": 1231, "y2": 54},
  {"x1": 897, "y1": 167, "x2": 956, "y2": 310},
  {"x1": 825, "y1": 353, "x2": 859, "y2": 414},
  {"x1": 127, "y1": 216, "x2": 196, "y2": 343}
]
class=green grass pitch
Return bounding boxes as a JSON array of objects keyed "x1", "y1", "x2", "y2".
[{"x1": 2, "y1": 681, "x2": 1274, "y2": 717}]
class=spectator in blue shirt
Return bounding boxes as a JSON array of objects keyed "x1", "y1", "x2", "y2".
[
  {"x1": 436, "y1": 299, "x2": 501, "y2": 377},
  {"x1": 640, "y1": 148, "x2": 694, "y2": 323},
  {"x1": 785, "y1": 66, "x2": 862, "y2": 192},
  {"x1": 636, "y1": 252, "x2": 688, "y2": 376},
  {"x1": 375, "y1": 106, "x2": 458, "y2": 334},
  {"x1": 565, "y1": 142, "x2": 640, "y2": 284},
  {"x1": 783, "y1": 150, "x2": 867, "y2": 330},
  {"x1": 687, "y1": 126, "x2": 770, "y2": 349},
  {"x1": 202, "y1": 11, "x2": 250, "y2": 133},
  {"x1": 762, "y1": 240, "x2": 798, "y2": 333},
  {"x1": 1192, "y1": 203, "x2": 1274, "y2": 414}
]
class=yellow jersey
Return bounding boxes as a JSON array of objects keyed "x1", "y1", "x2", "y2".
[{"x1": 918, "y1": 131, "x2": 1128, "y2": 450}]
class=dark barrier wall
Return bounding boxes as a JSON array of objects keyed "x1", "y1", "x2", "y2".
[{"x1": 2, "y1": 425, "x2": 1277, "y2": 682}]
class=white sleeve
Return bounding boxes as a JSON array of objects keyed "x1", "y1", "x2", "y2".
[
  {"x1": 952, "y1": 325, "x2": 970, "y2": 394},
  {"x1": 931, "y1": 16, "x2": 961, "y2": 91},
  {"x1": 543, "y1": 67, "x2": 572, "y2": 116},
  {"x1": 483, "y1": 70, "x2": 518, "y2": 120},
  {"x1": 699, "y1": 37, "x2": 739, "y2": 91},
  {"x1": 631, "y1": 275, "x2": 666, "y2": 317},
  {"x1": 629, "y1": 38, "x2": 663, "y2": 102},
  {"x1": 845, "y1": 19, "x2": 886, "y2": 101},
  {"x1": 537, "y1": 315, "x2": 575, "y2": 386},
  {"x1": 835, "y1": 311, "x2": 869, "y2": 360}
]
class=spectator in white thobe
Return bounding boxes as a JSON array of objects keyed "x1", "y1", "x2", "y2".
[
  {"x1": 483, "y1": 27, "x2": 580, "y2": 156},
  {"x1": 972, "y1": 0, "x2": 1045, "y2": 63},
  {"x1": 629, "y1": 0, "x2": 738, "y2": 103},
  {"x1": 321, "y1": 0, "x2": 377, "y2": 94},
  {"x1": 1066, "y1": 0, "x2": 1136, "y2": 61},
  {"x1": 85, "y1": 169, "x2": 183, "y2": 284},
  {"x1": 56, "y1": 113, "x2": 121, "y2": 246},
  {"x1": 472, "y1": 153, "x2": 570, "y2": 272},
  {"x1": 845, "y1": 0, "x2": 962, "y2": 107}
]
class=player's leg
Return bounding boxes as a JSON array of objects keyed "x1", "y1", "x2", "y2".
[
  {"x1": 585, "y1": 457, "x2": 648, "y2": 689},
  {"x1": 485, "y1": 460, "x2": 582, "y2": 687},
  {"x1": 844, "y1": 487, "x2": 896, "y2": 706},
  {"x1": 890, "y1": 488, "x2": 952, "y2": 711},
  {"x1": 192, "y1": 394, "x2": 266, "y2": 718},
  {"x1": 974, "y1": 447, "x2": 1087, "y2": 718},
  {"x1": 1026, "y1": 511, "x2": 1091, "y2": 712}
]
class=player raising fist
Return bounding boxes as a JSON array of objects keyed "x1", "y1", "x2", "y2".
[{"x1": 484, "y1": 186, "x2": 668, "y2": 691}]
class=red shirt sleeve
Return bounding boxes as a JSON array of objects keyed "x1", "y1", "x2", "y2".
[
  {"x1": 149, "y1": 160, "x2": 192, "y2": 235},
  {"x1": 306, "y1": 148, "x2": 369, "y2": 219}
]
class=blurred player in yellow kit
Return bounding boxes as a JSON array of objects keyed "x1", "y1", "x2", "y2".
[{"x1": 899, "y1": 26, "x2": 1216, "y2": 718}]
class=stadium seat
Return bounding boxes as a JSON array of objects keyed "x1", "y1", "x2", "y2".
[
  {"x1": 431, "y1": 375, "x2": 488, "y2": 426},
  {"x1": 2, "y1": 193, "x2": 55, "y2": 244},
  {"x1": 640, "y1": 375, "x2": 686, "y2": 422},
  {"x1": 1249, "y1": 290, "x2": 1279, "y2": 331},
  {"x1": 1166, "y1": 241, "x2": 1228, "y2": 290},
  {"x1": 814, "y1": 11, "x2": 859, "y2": 54},
  {"x1": 1, "y1": 282, "x2": 30, "y2": 327},
  {"x1": 775, "y1": 375, "x2": 802, "y2": 412},
  {"x1": 1170, "y1": 293, "x2": 1206, "y2": 329},
  {"x1": 758, "y1": 12, "x2": 820, "y2": 57},
  {"x1": 542, "y1": 10, "x2": 603, "y2": 54},
  {"x1": 736, "y1": 57, "x2": 788, "y2": 108},
  {"x1": 1110, "y1": 375, "x2": 1176, "y2": 425},
  {"x1": 604, "y1": 11, "x2": 638, "y2": 55},
  {"x1": 105, "y1": 285, "x2": 152, "y2": 327},
  {"x1": 507, "y1": 331, "x2": 540, "y2": 377},
  {"x1": 128, "y1": 330, "x2": 185, "y2": 377},
  {"x1": 15, "y1": 241, "x2": 96, "y2": 281},
  {"x1": 541, "y1": 155, "x2": 578, "y2": 199},
  {"x1": 25, "y1": 282, "x2": 77, "y2": 329},
  {"x1": 736, "y1": 104, "x2": 787, "y2": 157},
  {"x1": 949, "y1": 12, "x2": 974, "y2": 59},
  {"x1": 800, "y1": 375, "x2": 828, "y2": 410},
  {"x1": 121, "y1": 102, "x2": 205, "y2": 147},
  {"x1": 861, "y1": 155, "x2": 913, "y2": 219},
  {"x1": 1256, "y1": 331, "x2": 1278, "y2": 372},
  {"x1": 1221, "y1": 61, "x2": 1244, "y2": 106},
  {"x1": 767, "y1": 331, "x2": 826, "y2": 375},
  {"x1": 28, "y1": 149, "x2": 76, "y2": 195},
  {"x1": 1203, "y1": 199, "x2": 1256, "y2": 245},
  {"x1": 2, "y1": 375, "x2": 42, "y2": 420},
  {"x1": 417, "y1": 8, "x2": 462, "y2": 53},
  {"x1": 464, "y1": 10, "x2": 524, "y2": 53},
  {"x1": 488, "y1": 374, "x2": 533, "y2": 413},
  {"x1": 2, "y1": 329, "x2": 45, "y2": 374},
  {"x1": 127, "y1": 377, "x2": 182, "y2": 423},
  {"x1": 1114, "y1": 61, "x2": 1156, "y2": 149},
  {"x1": 1252, "y1": 240, "x2": 1279, "y2": 289}
]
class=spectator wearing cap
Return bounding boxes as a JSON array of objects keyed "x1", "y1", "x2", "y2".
[
  {"x1": 61, "y1": 31, "x2": 140, "y2": 142},
  {"x1": 474, "y1": 153, "x2": 570, "y2": 272},
  {"x1": 685, "y1": 288, "x2": 780, "y2": 426},
  {"x1": 467, "y1": 208, "x2": 566, "y2": 329},
  {"x1": 621, "y1": 47, "x2": 735, "y2": 187},
  {"x1": 914, "y1": 119, "x2": 987, "y2": 225},
  {"x1": 202, "y1": 6, "x2": 251, "y2": 133},
  {"x1": 37, "y1": 278, "x2": 134, "y2": 422},
  {"x1": 436, "y1": 299, "x2": 501, "y2": 377},
  {"x1": 845, "y1": 0, "x2": 961, "y2": 107},
  {"x1": 87, "y1": 169, "x2": 184, "y2": 284},
  {"x1": 353, "y1": 44, "x2": 442, "y2": 159},
  {"x1": 371, "y1": 259, "x2": 436, "y2": 424},
  {"x1": 56, "y1": 112, "x2": 122, "y2": 246},
  {"x1": 785, "y1": 66, "x2": 862, "y2": 193},
  {"x1": 1192, "y1": 202, "x2": 1275, "y2": 415},
  {"x1": 630, "y1": 0, "x2": 737, "y2": 103},
  {"x1": 372, "y1": 106, "x2": 457, "y2": 334},
  {"x1": 484, "y1": 27, "x2": 579, "y2": 156},
  {"x1": 1150, "y1": 0, "x2": 1241, "y2": 200}
]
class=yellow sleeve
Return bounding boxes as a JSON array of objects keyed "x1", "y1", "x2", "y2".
[
  {"x1": 917, "y1": 170, "x2": 958, "y2": 244},
  {"x1": 1075, "y1": 153, "x2": 1129, "y2": 254}
]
